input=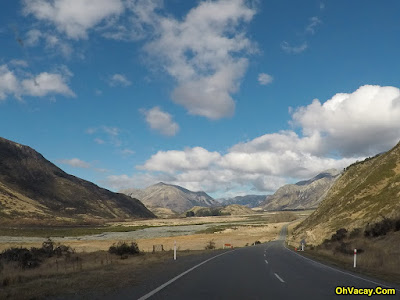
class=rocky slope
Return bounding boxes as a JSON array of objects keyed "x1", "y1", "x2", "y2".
[
  {"x1": 219, "y1": 195, "x2": 268, "y2": 208},
  {"x1": 0, "y1": 137, "x2": 155, "y2": 223},
  {"x1": 262, "y1": 169, "x2": 340, "y2": 211},
  {"x1": 292, "y1": 141, "x2": 400, "y2": 245},
  {"x1": 121, "y1": 182, "x2": 218, "y2": 213}
]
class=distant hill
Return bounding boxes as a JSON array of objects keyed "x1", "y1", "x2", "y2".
[
  {"x1": 219, "y1": 195, "x2": 269, "y2": 208},
  {"x1": 293, "y1": 141, "x2": 400, "y2": 245},
  {"x1": 0, "y1": 137, "x2": 155, "y2": 224},
  {"x1": 261, "y1": 169, "x2": 340, "y2": 211},
  {"x1": 185, "y1": 204, "x2": 254, "y2": 217},
  {"x1": 121, "y1": 182, "x2": 218, "y2": 213}
]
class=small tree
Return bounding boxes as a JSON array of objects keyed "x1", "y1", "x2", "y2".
[{"x1": 205, "y1": 240, "x2": 216, "y2": 250}]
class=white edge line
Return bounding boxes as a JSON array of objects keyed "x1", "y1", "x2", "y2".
[
  {"x1": 138, "y1": 250, "x2": 234, "y2": 300},
  {"x1": 264, "y1": 259, "x2": 268, "y2": 264},
  {"x1": 274, "y1": 273, "x2": 285, "y2": 283},
  {"x1": 284, "y1": 244, "x2": 400, "y2": 292}
]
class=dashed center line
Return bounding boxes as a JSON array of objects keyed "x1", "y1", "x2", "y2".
[
  {"x1": 274, "y1": 273, "x2": 285, "y2": 283},
  {"x1": 264, "y1": 259, "x2": 268, "y2": 264}
]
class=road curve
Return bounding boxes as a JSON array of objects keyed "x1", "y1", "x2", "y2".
[{"x1": 104, "y1": 225, "x2": 399, "y2": 300}]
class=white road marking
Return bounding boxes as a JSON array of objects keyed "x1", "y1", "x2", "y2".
[
  {"x1": 264, "y1": 259, "x2": 268, "y2": 264},
  {"x1": 138, "y1": 250, "x2": 234, "y2": 300},
  {"x1": 284, "y1": 245, "x2": 400, "y2": 292},
  {"x1": 274, "y1": 273, "x2": 285, "y2": 283}
]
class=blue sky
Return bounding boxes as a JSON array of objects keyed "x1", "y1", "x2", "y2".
[{"x1": 1, "y1": 0, "x2": 400, "y2": 198}]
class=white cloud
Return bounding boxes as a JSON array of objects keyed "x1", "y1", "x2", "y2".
[
  {"x1": 23, "y1": 0, "x2": 124, "y2": 39},
  {"x1": 142, "y1": 106, "x2": 179, "y2": 136},
  {"x1": 94, "y1": 138, "x2": 105, "y2": 144},
  {"x1": 105, "y1": 85, "x2": 400, "y2": 195},
  {"x1": 143, "y1": 0, "x2": 257, "y2": 119},
  {"x1": 0, "y1": 65, "x2": 19, "y2": 100},
  {"x1": 258, "y1": 73, "x2": 273, "y2": 85},
  {"x1": 108, "y1": 73, "x2": 132, "y2": 87},
  {"x1": 305, "y1": 16, "x2": 322, "y2": 35},
  {"x1": 86, "y1": 126, "x2": 121, "y2": 146},
  {"x1": 0, "y1": 64, "x2": 75, "y2": 100},
  {"x1": 281, "y1": 41, "x2": 308, "y2": 54},
  {"x1": 121, "y1": 148, "x2": 135, "y2": 156},
  {"x1": 138, "y1": 147, "x2": 221, "y2": 173},
  {"x1": 292, "y1": 85, "x2": 400, "y2": 157},
  {"x1": 58, "y1": 158, "x2": 90, "y2": 168},
  {"x1": 9, "y1": 60, "x2": 28, "y2": 68},
  {"x1": 21, "y1": 72, "x2": 75, "y2": 97}
]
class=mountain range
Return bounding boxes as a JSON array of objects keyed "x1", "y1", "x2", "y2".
[
  {"x1": 218, "y1": 195, "x2": 268, "y2": 208},
  {"x1": 261, "y1": 169, "x2": 341, "y2": 211},
  {"x1": 121, "y1": 182, "x2": 218, "y2": 213},
  {"x1": 0, "y1": 137, "x2": 155, "y2": 224}
]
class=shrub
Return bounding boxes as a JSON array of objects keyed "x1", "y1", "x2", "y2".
[
  {"x1": 331, "y1": 228, "x2": 347, "y2": 241},
  {"x1": 364, "y1": 218, "x2": 394, "y2": 237},
  {"x1": 186, "y1": 211, "x2": 195, "y2": 217},
  {"x1": 205, "y1": 240, "x2": 216, "y2": 250},
  {"x1": 108, "y1": 241, "x2": 140, "y2": 257},
  {"x1": 254, "y1": 241, "x2": 261, "y2": 245}
]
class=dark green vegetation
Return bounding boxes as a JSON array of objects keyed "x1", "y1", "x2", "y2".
[
  {"x1": 0, "y1": 238, "x2": 73, "y2": 270},
  {"x1": 0, "y1": 137, "x2": 155, "y2": 223},
  {"x1": 108, "y1": 241, "x2": 140, "y2": 258}
]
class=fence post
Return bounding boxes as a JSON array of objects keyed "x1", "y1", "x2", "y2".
[
  {"x1": 354, "y1": 249, "x2": 357, "y2": 268},
  {"x1": 174, "y1": 241, "x2": 177, "y2": 261}
]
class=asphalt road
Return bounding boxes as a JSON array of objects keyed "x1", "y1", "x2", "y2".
[{"x1": 126, "y1": 226, "x2": 400, "y2": 300}]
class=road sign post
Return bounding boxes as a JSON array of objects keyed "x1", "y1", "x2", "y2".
[
  {"x1": 353, "y1": 249, "x2": 357, "y2": 268},
  {"x1": 174, "y1": 241, "x2": 177, "y2": 261}
]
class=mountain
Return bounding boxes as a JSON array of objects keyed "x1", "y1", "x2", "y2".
[
  {"x1": 293, "y1": 141, "x2": 400, "y2": 245},
  {"x1": 0, "y1": 137, "x2": 155, "y2": 223},
  {"x1": 219, "y1": 195, "x2": 269, "y2": 208},
  {"x1": 185, "y1": 204, "x2": 254, "y2": 217},
  {"x1": 262, "y1": 169, "x2": 341, "y2": 211},
  {"x1": 121, "y1": 182, "x2": 218, "y2": 213}
]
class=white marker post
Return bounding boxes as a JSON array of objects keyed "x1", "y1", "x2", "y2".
[
  {"x1": 301, "y1": 243, "x2": 304, "y2": 251},
  {"x1": 353, "y1": 249, "x2": 357, "y2": 268},
  {"x1": 174, "y1": 241, "x2": 177, "y2": 261}
]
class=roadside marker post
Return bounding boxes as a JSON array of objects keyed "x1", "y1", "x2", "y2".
[
  {"x1": 301, "y1": 243, "x2": 304, "y2": 251},
  {"x1": 353, "y1": 249, "x2": 357, "y2": 268},
  {"x1": 174, "y1": 241, "x2": 177, "y2": 261}
]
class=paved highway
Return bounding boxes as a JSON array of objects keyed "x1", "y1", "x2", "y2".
[{"x1": 103, "y1": 226, "x2": 399, "y2": 300}]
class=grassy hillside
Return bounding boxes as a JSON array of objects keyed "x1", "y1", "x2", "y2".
[{"x1": 292, "y1": 141, "x2": 400, "y2": 245}]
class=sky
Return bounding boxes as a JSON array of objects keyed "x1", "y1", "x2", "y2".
[{"x1": 1, "y1": 0, "x2": 400, "y2": 199}]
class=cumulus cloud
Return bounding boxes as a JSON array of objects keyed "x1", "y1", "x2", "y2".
[
  {"x1": 141, "y1": 106, "x2": 179, "y2": 136},
  {"x1": 109, "y1": 74, "x2": 132, "y2": 87},
  {"x1": 138, "y1": 147, "x2": 221, "y2": 173},
  {"x1": 258, "y1": 73, "x2": 273, "y2": 85},
  {"x1": 292, "y1": 85, "x2": 400, "y2": 157},
  {"x1": 0, "y1": 64, "x2": 75, "y2": 100},
  {"x1": 105, "y1": 85, "x2": 400, "y2": 195},
  {"x1": 22, "y1": 0, "x2": 124, "y2": 39},
  {"x1": 58, "y1": 158, "x2": 90, "y2": 168},
  {"x1": 281, "y1": 41, "x2": 308, "y2": 54},
  {"x1": 143, "y1": 0, "x2": 256, "y2": 119}
]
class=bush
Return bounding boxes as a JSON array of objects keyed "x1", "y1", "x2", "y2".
[
  {"x1": 331, "y1": 228, "x2": 347, "y2": 241},
  {"x1": 254, "y1": 241, "x2": 261, "y2": 245},
  {"x1": 205, "y1": 240, "x2": 216, "y2": 250},
  {"x1": 108, "y1": 241, "x2": 140, "y2": 257},
  {"x1": 0, "y1": 238, "x2": 73, "y2": 269},
  {"x1": 186, "y1": 211, "x2": 195, "y2": 217},
  {"x1": 364, "y1": 218, "x2": 394, "y2": 237}
]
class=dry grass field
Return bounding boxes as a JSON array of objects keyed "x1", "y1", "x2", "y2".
[{"x1": 0, "y1": 211, "x2": 306, "y2": 299}]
